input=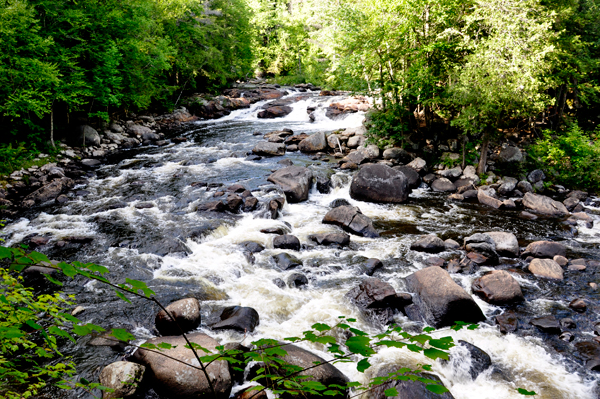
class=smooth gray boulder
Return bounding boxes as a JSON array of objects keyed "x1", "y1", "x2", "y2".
[
  {"x1": 133, "y1": 333, "x2": 231, "y2": 399},
  {"x1": 477, "y1": 189, "x2": 503, "y2": 209},
  {"x1": 522, "y1": 241, "x2": 566, "y2": 258},
  {"x1": 410, "y1": 235, "x2": 446, "y2": 253},
  {"x1": 523, "y1": 193, "x2": 569, "y2": 217},
  {"x1": 322, "y1": 205, "x2": 379, "y2": 238},
  {"x1": 273, "y1": 234, "x2": 301, "y2": 251},
  {"x1": 155, "y1": 298, "x2": 201, "y2": 336},
  {"x1": 528, "y1": 258, "x2": 564, "y2": 280},
  {"x1": 299, "y1": 131, "x2": 327, "y2": 152},
  {"x1": 99, "y1": 361, "x2": 146, "y2": 399},
  {"x1": 484, "y1": 231, "x2": 519, "y2": 257},
  {"x1": 252, "y1": 142, "x2": 286, "y2": 156},
  {"x1": 392, "y1": 165, "x2": 421, "y2": 189},
  {"x1": 267, "y1": 166, "x2": 313, "y2": 203},
  {"x1": 383, "y1": 147, "x2": 412, "y2": 163},
  {"x1": 431, "y1": 178, "x2": 456, "y2": 192},
  {"x1": 528, "y1": 169, "x2": 546, "y2": 183},
  {"x1": 22, "y1": 177, "x2": 74, "y2": 207},
  {"x1": 350, "y1": 164, "x2": 409, "y2": 203},
  {"x1": 308, "y1": 232, "x2": 350, "y2": 247},
  {"x1": 472, "y1": 270, "x2": 524, "y2": 305},
  {"x1": 80, "y1": 125, "x2": 101, "y2": 146},
  {"x1": 404, "y1": 266, "x2": 486, "y2": 328},
  {"x1": 210, "y1": 306, "x2": 259, "y2": 333},
  {"x1": 498, "y1": 146, "x2": 524, "y2": 163},
  {"x1": 346, "y1": 278, "x2": 412, "y2": 325}
]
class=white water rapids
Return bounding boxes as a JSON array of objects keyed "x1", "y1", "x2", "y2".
[{"x1": 3, "y1": 91, "x2": 599, "y2": 399}]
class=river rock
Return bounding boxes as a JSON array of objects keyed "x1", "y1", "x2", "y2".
[
  {"x1": 563, "y1": 197, "x2": 579, "y2": 211},
  {"x1": 569, "y1": 298, "x2": 587, "y2": 312},
  {"x1": 347, "y1": 134, "x2": 366, "y2": 148},
  {"x1": 79, "y1": 125, "x2": 101, "y2": 146},
  {"x1": 329, "y1": 198, "x2": 351, "y2": 208},
  {"x1": 350, "y1": 164, "x2": 409, "y2": 203},
  {"x1": 391, "y1": 165, "x2": 421, "y2": 189},
  {"x1": 240, "y1": 241, "x2": 265, "y2": 254},
  {"x1": 497, "y1": 146, "x2": 524, "y2": 163},
  {"x1": 407, "y1": 157, "x2": 426, "y2": 173},
  {"x1": 457, "y1": 340, "x2": 493, "y2": 380},
  {"x1": 522, "y1": 192, "x2": 568, "y2": 217},
  {"x1": 273, "y1": 253, "x2": 302, "y2": 270},
  {"x1": 528, "y1": 258, "x2": 564, "y2": 280},
  {"x1": 299, "y1": 131, "x2": 327, "y2": 152},
  {"x1": 364, "y1": 258, "x2": 384, "y2": 276},
  {"x1": 155, "y1": 298, "x2": 201, "y2": 336},
  {"x1": 410, "y1": 235, "x2": 446, "y2": 253},
  {"x1": 211, "y1": 306, "x2": 259, "y2": 332},
  {"x1": 497, "y1": 178, "x2": 518, "y2": 196},
  {"x1": 322, "y1": 205, "x2": 379, "y2": 238},
  {"x1": 445, "y1": 239, "x2": 460, "y2": 250},
  {"x1": 383, "y1": 147, "x2": 412, "y2": 163},
  {"x1": 267, "y1": 166, "x2": 313, "y2": 203},
  {"x1": 343, "y1": 148, "x2": 373, "y2": 165},
  {"x1": 366, "y1": 366, "x2": 454, "y2": 399},
  {"x1": 99, "y1": 361, "x2": 146, "y2": 399},
  {"x1": 273, "y1": 234, "x2": 301, "y2": 251},
  {"x1": 477, "y1": 189, "x2": 503, "y2": 209},
  {"x1": 133, "y1": 333, "x2": 232, "y2": 399},
  {"x1": 431, "y1": 178, "x2": 456, "y2": 192},
  {"x1": 472, "y1": 270, "x2": 524, "y2": 305},
  {"x1": 22, "y1": 177, "x2": 74, "y2": 207},
  {"x1": 528, "y1": 169, "x2": 546, "y2": 183},
  {"x1": 252, "y1": 142, "x2": 286, "y2": 156},
  {"x1": 440, "y1": 166, "x2": 462, "y2": 179},
  {"x1": 308, "y1": 232, "x2": 350, "y2": 247},
  {"x1": 258, "y1": 105, "x2": 293, "y2": 118},
  {"x1": 287, "y1": 273, "x2": 308, "y2": 288},
  {"x1": 522, "y1": 241, "x2": 566, "y2": 258},
  {"x1": 531, "y1": 315, "x2": 561, "y2": 334},
  {"x1": 404, "y1": 266, "x2": 486, "y2": 328},
  {"x1": 346, "y1": 278, "x2": 412, "y2": 325},
  {"x1": 484, "y1": 232, "x2": 519, "y2": 257}
]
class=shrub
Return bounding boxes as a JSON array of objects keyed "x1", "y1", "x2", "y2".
[{"x1": 364, "y1": 105, "x2": 411, "y2": 148}]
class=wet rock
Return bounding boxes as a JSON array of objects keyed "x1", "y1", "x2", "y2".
[
  {"x1": 29, "y1": 235, "x2": 50, "y2": 246},
  {"x1": 210, "y1": 306, "x2": 259, "y2": 332},
  {"x1": 528, "y1": 258, "x2": 564, "y2": 280},
  {"x1": 155, "y1": 298, "x2": 201, "y2": 336},
  {"x1": 531, "y1": 315, "x2": 561, "y2": 334},
  {"x1": 444, "y1": 239, "x2": 460, "y2": 250},
  {"x1": 425, "y1": 257, "x2": 445, "y2": 267},
  {"x1": 135, "y1": 202, "x2": 154, "y2": 209},
  {"x1": 308, "y1": 232, "x2": 350, "y2": 247},
  {"x1": 252, "y1": 142, "x2": 286, "y2": 157},
  {"x1": 198, "y1": 200, "x2": 226, "y2": 212},
  {"x1": 484, "y1": 232, "x2": 519, "y2": 257},
  {"x1": 462, "y1": 190, "x2": 478, "y2": 199},
  {"x1": 563, "y1": 197, "x2": 580, "y2": 211},
  {"x1": 458, "y1": 340, "x2": 492, "y2": 380},
  {"x1": 287, "y1": 273, "x2": 308, "y2": 288},
  {"x1": 240, "y1": 241, "x2": 265, "y2": 253},
  {"x1": 329, "y1": 198, "x2": 351, "y2": 208},
  {"x1": 439, "y1": 166, "x2": 462, "y2": 179},
  {"x1": 431, "y1": 178, "x2": 456, "y2": 192},
  {"x1": 517, "y1": 180, "x2": 533, "y2": 193},
  {"x1": 497, "y1": 178, "x2": 517, "y2": 196},
  {"x1": 226, "y1": 194, "x2": 243, "y2": 212},
  {"x1": 89, "y1": 331, "x2": 129, "y2": 349},
  {"x1": 496, "y1": 311, "x2": 518, "y2": 334},
  {"x1": 497, "y1": 146, "x2": 524, "y2": 163},
  {"x1": 364, "y1": 258, "x2": 383, "y2": 276},
  {"x1": 316, "y1": 176, "x2": 331, "y2": 194},
  {"x1": 80, "y1": 125, "x2": 101, "y2": 146},
  {"x1": 267, "y1": 166, "x2": 313, "y2": 203},
  {"x1": 99, "y1": 361, "x2": 146, "y2": 399},
  {"x1": 243, "y1": 196, "x2": 258, "y2": 212},
  {"x1": 569, "y1": 298, "x2": 587, "y2": 312},
  {"x1": 366, "y1": 367, "x2": 454, "y2": 399},
  {"x1": 464, "y1": 234, "x2": 498, "y2": 265},
  {"x1": 423, "y1": 173, "x2": 436, "y2": 184},
  {"x1": 273, "y1": 234, "x2": 301, "y2": 251},
  {"x1": 350, "y1": 164, "x2": 409, "y2": 203},
  {"x1": 553, "y1": 255, "x2": 568, "y2": 266},
  {"x1": 21, "y1": 177, "x2": 74, "y2": 207},
  {"x1": 261, "y1": 226, "x2": 290, "y2": 235},
  {"x1": 410, "y1": 235, "x2": 446, "y2": 253},
  {"x1": 407, "y1": 157, "x2": 427, "y2": 173},
  {"x1": 528, "y1": 169, "x2": 546, "y2": 183},
  {"x1": 258, "y1": 105, "x2": 293, "y2": 118},
  {"x1": 273, "y1": 253, "x2": 302, "y2": 270},
  {"x1": 472, "y1": 270, "x2": 524, "y2": 305},
  {"x1": 299, "y1": 131, "x2": 327, "y2": 152},
  {"x1": 346, "y1": 278, "x2": 412, "y2": 325},
  {"x1": 561, "y1": 318, "x2": 577, "y2": 330},
  {"x1": 404, "y1": 266, "x2": 485, "y2": 328},
  {"x1": 273, "y1": 278, "x2": 286, "y2": 288},
  {"x1": 477, "y1": 189, "x2": 503, "y2": 209},
  {"x1": 383, "y1": 147, "x2": 412, "y2": 163},
  {"x1": 522, "y1": 192, "x2": 569, "y2": 217},
  {"x1": 322, "y1": 205, "x2": 379, "y2": 238},
  {"x1": 392, "y1": 165, "x2": 421, "y2": 189},
  {"x1": 133, "y1": 333, "x2": 232, "y2": 399},
  {"x1": 522, "y1": 241, "x2": 566, "y2": 258}
]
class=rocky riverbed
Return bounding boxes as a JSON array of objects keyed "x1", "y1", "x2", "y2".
[{"x1": 2, "y1": 87, "x2": 600, "y2": 399}]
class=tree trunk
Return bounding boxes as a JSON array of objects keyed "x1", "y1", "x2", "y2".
[
  {"x1": 476, "y1": 133, "x2": 489, "y2": 175},
  {"x1": 461, "y1": 135, "x2": 467, "y2": 170},
  {"x1": 50, "y1": 105, "x2": 55, "y2": 148}
]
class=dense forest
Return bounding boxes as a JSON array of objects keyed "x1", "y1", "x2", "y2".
[{"x1": 1, "y1": 0, "x2": 600, "y2": 185}]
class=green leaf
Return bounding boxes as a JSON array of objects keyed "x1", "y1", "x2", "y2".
[
  {"x1": 110, "y1": 328, "x2": 134, "y2": 342},
  {"x1": 0, "y1": 246, "x2": 13, "y2": 259},
  {"x1": 517, "y1": 388, "x2": 537, "y2": 396},
  {"x1": 426, "y1": 384, "x2": 449, "y2": 394},
  {"x1": 376, "y1": 340, "x2": 406, "y2": 349},
  {"x1": 312, "y1": 323, "x2": 331, "y2": 332},
  {"x1": 72, "y1": 325, "x2": 91, "y2": 336},
  {"x1": 25, "y1": 319, "x2": 43, "y2": 330},
  {"x1": 349, "y1": 327, "x2": 368, "y2": 336},
  {"x1": 0, "y1": 326, "x2": 25, "y2": 338},
  {"x1": 346, "y1": 336, "x2": 374, "y2": 356},
  {"x1": 357, "y1": 358, "x2": 371, "y2": 373},
  {"x1": 423, "y1": 327, "x2": 435, "y2": 333},
  {"x1": 44, "y1": 274, "x2": 63, "y2": 286},
  {"x1": 49, "y1": 326, "x2": 76, "y2": 343},
  {"x1": 384, "y1": 388, "x2": 399, "y2": 397},
  {"x1": 29, "y1": 251, "x2": 50, "y2": 263},
  {"x1": 157, "y1": 342, "x2": 173, "y2": 350},
  {"x1": 423, "y1": 348, "x2": 449, "y2": 361},
  {"x1": 58, "y1": 262, "x2": 78, "y2": 278},
  {"x1": 114, "y1": 290, "x2": 131, "y2": 303}
]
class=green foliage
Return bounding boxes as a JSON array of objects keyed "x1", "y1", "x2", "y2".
[
  {"x1": 529, "y1": 123, "x2": 600, "y2": 190},
  {"x1": 365, "y1": 105, "x2": 411, "y2": 148}
]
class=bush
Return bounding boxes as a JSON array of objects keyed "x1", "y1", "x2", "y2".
[
  {"x1": 364, "y1": 105, "x2": 411, "y2": 148},
  {"x1": 529, "y1": 123, "x2": 600, "y2": 191}
]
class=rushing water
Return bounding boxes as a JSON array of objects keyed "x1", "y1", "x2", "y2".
[{"x1": 3, "y1": 91, "x2": 600, "y2": 399}]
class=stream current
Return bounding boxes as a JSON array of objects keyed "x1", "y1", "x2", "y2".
[{"x1": 3, "y1": 91, "x2": 600, "y2": 398}]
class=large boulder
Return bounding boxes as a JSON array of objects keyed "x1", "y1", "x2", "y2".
[
  {"x1": 342, "y1": 148, "x2": 372, "y2": 165},
  {"x1": 456, "y1": 341, "x2": 493, "y2": 380},
  {"x1": 345, "y1": 278, "x2": 412, "y2": 325},
  {"x1": 273, "y1": 234, "x2": 301, "y2": 251},
  {"x1": 308, "y1": 232, "x2": 350, "y2": 247},
  {"x1": 210, "y1": 306, "x2": 259, "y2": 333},
  {"x1": 477, "y1": 189, "x2": 503, "y2": 209},
  {"x1": 323, "y1": 205, "x2": 379, "y2": 238},
  {"x1": 383, "y1": 147, "x2": 412, "y2": 164},
  {"x1": 392, "y1": 165, "x2": 421, "y2": 189},
  {"x1": 431, "y1": 178, "x2": 456, "y2": 192},
  {"x1": 350, "y1": 164, "x2": 409, "y2": 203},
  {"x1": 463, "y1": 233, "x2": 499, "y2": 265},
  {"x1": 471, "y1": 270, "x2": 524, "y2": 305},
  {"x1": 155, "y1": 298, "x2": 201, "y2": 336},
  {"x1": 407, "y1": 157, "x2": 426, "y2": 173},
  {"x1": 404, "y1": 266, "x2": 485, "y2": 328},
  {"x1": 272, "y1": 253, "x2": 302, "y2": 270},
  {"x1": 484, "y1": 232, "x2": 519, "y2": 257},
  {"x1": 133, "y1": 333, "x2": 232, "y2": 399},
  {"x1": 257, "y1": 106, "x2": 293, "y2": 118},
  {"x1": 497, "y1": 146, "x2": 524, "y2": 163},
  {"x1": 528, "y1": 258, "x2": 564, "y2": 280},
  {"x1": 410, "y1": 235, "x2": 446, "y2": 253},
  {"x1": 366, "y1": 366, "x2": 454, "y2": 399},
  {"x1": 99, "y1": 361, "x2": 146, "y2": 399},
  {"x1": 22, "y1": 177, "x2": 74, "y2": 207},
  {"x1": 79, "y1": 125, "x2": 101, "y2": 146},
  {"x1": 522, "y1": 193, "x2": 569, "y2": 217},
  {"x1": 299, "y1": 132, "x2": 327, "y2": 152},
  {"x1": 267, "y1": 166, "x2": 313, "y2": 203},
  {"x1": 522, "y1": 241, "x2": 566, "y2": 258},
  {"x1": 252, "y1": 142, "x2": 286, "y2": 156}
]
